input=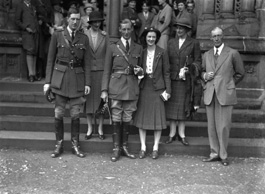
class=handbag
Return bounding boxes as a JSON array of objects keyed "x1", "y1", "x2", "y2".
[{"x1": 94, "y1": 99, "x2": 112, "y2": 124}]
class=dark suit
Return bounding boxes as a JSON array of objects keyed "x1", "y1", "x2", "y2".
[
  {"x1": 202, "y1": 45, "x2": 245, "y2": 159},
  {"x1": 15, "y1": 1, "x2": 39, "y2": 55},
  {"x1": 138, "y1": 11, "x2": 155, "y2": 38}
]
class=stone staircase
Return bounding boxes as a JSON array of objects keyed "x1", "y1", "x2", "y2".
[{"x1": 1, "y1": 79, "x2": 265, "y2": 158}]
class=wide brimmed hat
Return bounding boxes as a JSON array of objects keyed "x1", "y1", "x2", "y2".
[
  {"x1": 174, "y1": 17, "x2": 192, "y2": 29},
  {"x1": 88, "y1": 11, "x2": 104, "y2": 23},
  {"x1": 84, "y1": 3, "x2": 94, "y2": 11},
  {"x1": 141, "y1": 27, "x2": 161, "y2": 44}
]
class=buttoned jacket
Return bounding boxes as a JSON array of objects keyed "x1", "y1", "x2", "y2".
[
  {"x1": 139, "y1": 46, "x2": 171, "y2": 94},
  {"x1": 45, "y1": 29, "x2": 92, "y2": 98},
  {"x1": 101, "y1": 39, "x2": 143, "y2": 100},
  {"x1": 202, "y1": 46, "x2": 245, "y2": 106},
  {"x1": 84, "y1": 29, "x2": 107, "y2": 71},
  {"x1": 138, "y1": 11, "x2": 155, "y2": 37}
]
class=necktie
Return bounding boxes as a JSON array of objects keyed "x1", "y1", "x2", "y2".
[
  {"x1": 215, "y1": 48, "x2": 219, "y2": 57},
  {"x1": 71, "y1": 31, "x2": 75, "y2": 41},
  {"x1": 214, "y1": 48, "x2": 218, "y2": 66},
  {"x1": 126, "y1": 40, "x2": 129, "y2": 52}
]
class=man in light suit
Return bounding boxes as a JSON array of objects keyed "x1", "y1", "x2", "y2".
[
  {"x1": 151, "y1": 0, "x2": 172, "y2": 50},
  {"x1": 101, "y1": 19, "x2": 144, "y2": 162},
  {"x1": 201, "y1": 27, "x2": 245, "y2": 166}
]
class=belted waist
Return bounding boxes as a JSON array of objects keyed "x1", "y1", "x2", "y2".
[
  {"x1": 56, "y1": 59, "x2": 82, "y2": 68},
  {"x1": 113, "y1": 68, "x2": 134, "y2": 75}
]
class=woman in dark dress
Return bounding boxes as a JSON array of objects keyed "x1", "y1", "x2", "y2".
[
  {"x1": 133, "y1": 27, "x2": 171, "y2": 159},
  {"x1": 84, "y1": 11, "x2": 107, "y2": 140},
  {"x1": 165, "y1": 17, "x2": 202, "y2": 146}
]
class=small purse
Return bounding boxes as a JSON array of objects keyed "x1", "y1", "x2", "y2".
[{"x1": 95, "y1": 100, "x2": 112, "y2": 124}]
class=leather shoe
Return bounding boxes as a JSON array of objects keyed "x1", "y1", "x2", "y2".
[
  {"x1": 28, "y1": 75, "x2": 34, "y2": 82},
  {"x1": 151, "y1": 150, "x2": 159, "y2": 159},
  {"x1": 34, "y1": 75, "x2": 42, "y2": 81},
  {"x1": 72, "y1": 146, "x2": 85, "y2": 158},
  {"x1": 138, "y1": 150, "x2": 146, "y2": 159},
  {"x1": 178, "y1": 136, "x2": 189, "y2": 146},
  {"x1": 202, "y1": 157, "x2": 221, "y2": 162},
  {"x1": 98, "y1": 134, "x2": 105, "y2": 140},
  {"x1": 165, "y1": 135, "x2": 176, "y2": 144},
  {"x1": 85, "y1": 133, "x2": 93, "y2": 140},
  {"x1": 221, "y1": 159, "x2": 229, "y2": 166}
]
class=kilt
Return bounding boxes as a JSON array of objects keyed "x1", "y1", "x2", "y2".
[
  {"x1": 133, "y1": 77, "x2": 167, "y2": 130},
  {"x1": 165, "y1": 80, "x2": 187, "y2": 120},
  {"x1": 85, "y1": 71, "x2": 103, "y2": 114}
]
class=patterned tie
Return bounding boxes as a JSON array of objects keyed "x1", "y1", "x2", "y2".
[
  {"x1": 214, "y1": 48, "x2": 218, "y2": 66},
  {"x1": 126, "y1": 40, "x2": 129, "y2": 52}
]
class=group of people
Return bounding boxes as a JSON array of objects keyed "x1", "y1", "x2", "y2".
[{"x1": 37, "y1": 0, "x2": 245, "y2": 167}]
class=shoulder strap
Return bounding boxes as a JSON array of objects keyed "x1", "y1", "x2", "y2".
[{"x1": 116, "y1": 44, "x2": 129, "y2": 63}]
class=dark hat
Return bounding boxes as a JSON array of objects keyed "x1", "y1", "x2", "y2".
[
  {"x1": 174, "y1": 17, "x2": 192, "y2": 29},
  {"x1": 84, "y1": 3, "x2": 94, "y2": 11},
  {"x1": 88, "y1": 11, "x2": 104, "y2": 23},
  {"x1": 141, "y1": 27, "x2": 161, "y2": 44},
  {"x1": 151, "y1": 5, "x2": 159, "y2": 13},
  {"x1": 45, "y1": 88, "x2": 55, "y2": 103}
]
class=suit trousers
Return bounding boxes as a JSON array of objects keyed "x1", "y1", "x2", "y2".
[{"x1": 205, "y1": 92, "x2": 233, "y2": 159}]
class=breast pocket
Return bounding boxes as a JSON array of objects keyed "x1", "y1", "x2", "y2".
[
  {"x1": 109, "y1": 73, "x2": 122, "y2": 95},
  {"x1": 131, "y1": 54, "x2": 140, "y2": 66},
  {"x1": 75, "y1": 45, "x2": 86, "y2": 59},
  {"x1": 57, "y1": 44, "x2": 69, "y2": 57},
  {"x1": 75, "y1": 67, "x2": 85, "y2": 92},
  {"x1": 51, "y1": 64, "x2": 67, "y2": 89}
]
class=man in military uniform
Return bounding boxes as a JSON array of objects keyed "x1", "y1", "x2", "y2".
[
  {"x1": 101, "y1": 19, "x2": 144, "y2": 162},
  {"x1": 43, "y1": 9, "x2": 92, "y2": 158}
]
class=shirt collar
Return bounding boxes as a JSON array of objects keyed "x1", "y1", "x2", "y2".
[
  {"x1": 67, "y1": 26, "x2": 76, "y2": 36},
  {"x1": 24, "y1": 1, "x2": 30, "y2": 7},
  {"x1": 121, "y1": 37, "x2": 131, "y2": 47},
  {"x1": 214, "y1": 43, "x2": 224, "y2": 55}
]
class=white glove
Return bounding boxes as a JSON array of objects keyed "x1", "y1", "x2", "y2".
[{"x1": 43, "y1": 84, "x2": 50, "y2": 95}]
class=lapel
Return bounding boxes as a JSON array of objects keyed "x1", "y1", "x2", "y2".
[
  {"x1": 143, "y1": 49, "x2": 147, "y2": 72},
  {"x1": 172, "y1": 39, "x2": 180, "y2": 56},
  {"x1": 24, "y1": 2, "x2": 35, "y2": 16},
  {"x1": 117, "y1": 39, "x2": 127, "y2": 54},
  {"x1": 179, "y1": 36, "x2": 192, "y2": 53},
  {"x1": 153, "y1": 46, "x2": 163, "y2": 72},
  {"x1": 94, "y1": 31, "x2": 104, "y2": 52},
  {"x1": 64, "y1": 29, "x2": 72, "y2": 45},
  {"x1": 208, "y1": 48, "x2": 215, "y2": 70},
  {"x1": 72, "y1": 31, "x2": 82, "y2": 45},
  {"x1": 215, "y1": 46, "x2": 230, "y2": 72}
]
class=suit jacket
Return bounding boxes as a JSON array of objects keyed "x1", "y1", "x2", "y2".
[
  {"x1": 15, "y1": 1, "x2": 39, "y2": 33},
  {"x1": 101, "y1": 39, "x2": 143, "y2": 100},
  {"x1": 138, "y1": 11, "x2": 155, "y2": 37},
  {"x1": 139, "y1": 46, "x2": 171, "y2": 94},
  {"x1": 84, "y1": 29, "x2": 107, "y2": 71},
  {"x1": 151, "y1": 4, "x2": 172, "y2": 36},
  {"x1": 45, "y1": 29, "x2": 92, "y2": 98},
  {"x1": 202, "y1": 45, "x2": 245, "y2": 106}
]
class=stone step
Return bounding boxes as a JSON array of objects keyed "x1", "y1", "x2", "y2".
[
  {"x1": 0, "y1": 131, "x2": 264, "y2": 158},
  {"x1": 0, "y1": 90, "x2": 263, "y2": 110},
  {"x1": 1, "y1": 115, "x2": 265, "y2": 138},
  {"x1": 0, "y1": 102, "x2": 264, "y2": 123}
]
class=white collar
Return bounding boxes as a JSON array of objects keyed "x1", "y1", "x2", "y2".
[
  {"x1": 214, "y1": 43, "x2": 224, "y2": 55},
  {"x1": 121, "y1": 37, "x2": 131, "y2": 47},
  {"x1": 67, "y1": 26, "x2": 76, "y2": 36}
]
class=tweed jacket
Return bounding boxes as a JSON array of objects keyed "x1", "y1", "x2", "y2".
[
  {"x1": 151, "y1": 4, "x2": 172, "y2": 36},
  {"x1": 101, "y1": 39, "x2": 143, "y2": 100},
  {"x1": 202, "y1": 45, "x2": 245, "y2": 106},
  {"x1": 139, "y1": 46, "x2": 171, "y2": 94},
  {"x1": 138, "y1": 11, "x2": 155, "y2": 38},
  {"x1": 45, "y1": 29, "x2": 92, "y2": 98},
  {"x1": 84, "y1": 29, "x2": 107, "y2": 71}
]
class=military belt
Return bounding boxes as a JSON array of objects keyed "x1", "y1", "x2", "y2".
[{"x1": 56, "y1": 59, "x2": 82, "y2": 68}]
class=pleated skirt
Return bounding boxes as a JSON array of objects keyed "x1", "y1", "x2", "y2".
[
  {"x1": 165, "y1": 80, "x2": 186, "y2": 120},
  {"x1": 133, "y1": 77, "x2": 167, "y2": 130},
  {"x1": 85, "y1": 71, "x2": 103, "y2": 114}
]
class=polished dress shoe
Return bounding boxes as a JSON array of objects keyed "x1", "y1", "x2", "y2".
[
  {"x1": 138, "y1": 150, "x2": 146, "y2": 159},
  {"x1": 98, "y1": 134, "x2": 105, "y2": 140},
  {"x1": 28, "y1": 75, "x2": 34, "y2": 82},
  {"x1": 165, "y1": 135, "x2": 176, "y2": 144},
  {"x1": 151, "y1": 150, "x2": 159, "y2": 159},
  {"x1": 85, "y1": 133, "x2": 93, "y2": 140},
  {"x1": 178, "y1": 135, "x2": 189, "y2": 146},
  {"x1": 72, "y1": 145, "x2": 85, "y2": 158},
  {"x1": 202, "y1": 157, "x2": 221, "y2": 162},
  {"x1": 221, "y1": 159, "x2": 229, "y2": 166}
]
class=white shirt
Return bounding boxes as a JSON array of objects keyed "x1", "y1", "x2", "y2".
[
  {"x1": 146, "y1": 49, "x2": 155, "y2": 74},
  {"x1": 179, "y1": 38, "x2": 186, "y2": 49},
  {"x1": 121, "y1": 37, "x2": 131, "y2": 48},
  {"x1": 67, "y1": 26, "x2": 76, "y2": 38},
  {"x1": 214, "y1": 43, "x2": 224, "y2": 55},
  {"x1": 143, "y1": 11, "x2": 148, "y2": 19}
]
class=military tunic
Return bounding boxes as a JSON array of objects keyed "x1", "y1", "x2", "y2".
[{"x1": 45, "y1": 29, "x2": 92, "y2": 98}]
